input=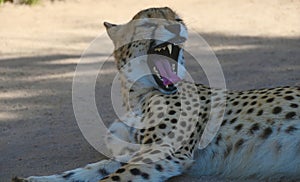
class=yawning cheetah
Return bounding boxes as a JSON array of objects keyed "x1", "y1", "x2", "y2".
[{"x1": 13, "y1": 7, "x2": 300, "y2": 182}]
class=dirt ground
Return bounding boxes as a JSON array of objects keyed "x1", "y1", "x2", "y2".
[{"x1": 0, "y1": 0, "x2": 300, "y2": 181}]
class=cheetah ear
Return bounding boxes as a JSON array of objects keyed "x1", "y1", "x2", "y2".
[
  {"x1": 103, "y1": 22, "x2": 117, "y2": 29},
  {"x1": 103, "y1": 21, "x2": 119, "y2": 41}
]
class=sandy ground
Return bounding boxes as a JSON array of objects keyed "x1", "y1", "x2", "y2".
[{"x1": 0, "y1": 0, "x2": 300, "y2": 181}]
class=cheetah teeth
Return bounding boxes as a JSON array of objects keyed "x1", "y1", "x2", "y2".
[
  {"x1": 154, "y1": 44, "x2": 173, "y2": 54},
  {"x1": 154, "y1": 48, "x2": 161, "y2": 52},
  {"x1": 153, "y1": 66, "x2": 162, "y2": 79},
  {"x1": 153, "y1": 65, "x2": 177, "y2": 81},
  {"x1": 167, "y1": 44, "x2": 172, "y2": 54}
]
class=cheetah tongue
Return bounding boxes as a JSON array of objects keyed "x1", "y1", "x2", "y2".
[{"x1": 154, "y1": 59, "x2": 181, "y2": 86}]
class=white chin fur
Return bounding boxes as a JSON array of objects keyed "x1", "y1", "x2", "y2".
[
  {"x1": 158, "y1": 87, "x2": 178, "y2": 94},
  {"x1": 177, "y1": 49, "x2": 186, "y2": 80},
  {"x1": 122, "y1": 56, "x2": 157, "y2": 88}
]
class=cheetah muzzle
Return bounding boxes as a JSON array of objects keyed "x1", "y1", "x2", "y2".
[{"x1": 147, "y1": 40, "x2": 184, "y2": 94}]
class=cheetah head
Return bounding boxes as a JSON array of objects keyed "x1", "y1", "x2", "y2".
[{"x1": 104, "y1": 7, "x2": 188, "y2": 94}]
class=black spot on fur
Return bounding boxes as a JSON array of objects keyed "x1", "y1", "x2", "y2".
[
  {"x1": 144, "y1": 138, "x2": 153, "y2": 144},
  {"x1": 227, "y1": 110, "x2": 232, "y2": 115},
  {"x1": 159, "y1": 123, "x2": 166, "y2": 129},
  {"x1": 148, "y1": 127, "x2": 155, "y2": 131},
  {"x1": 272, "y1": 107, "x2": 282, "y2": 114},
  {"x1": 290, "y1": 103, "x2": 298, "y2": 108},
  {"x1": 257, "y1": 110, "x2": 263, "y2": 116},
  {"x1": 111, "y1": 175, "x2": 120, "y2": 181},
  {"x1": 260, "y1": 127, "x2": 273, "y2": 139},
  {"x1": 181, "y1": 112, "x2": 187, "y2": 116},
  {"x1": 284, "y1": 96, "x2": 294, "y2": 100},
  {"x1": 232, "y1": 101, "x2": 239, "y2": 106},
  {"x1": 175, "y1": 102, "x2": 181, "y2": 107},
  {"x1": 153, "y1": 100, "x2": 160, "y2": 105},
  {"x1": 141, "y1": 172, "x2": 150, "y2": 179},
  {"x1": 180, "y1": 121, "x2": 186, "y2": 127},
  {"x1": 286, "y1": 126, "x2": 297, "y2": 134},
  {"x1": 157, "y1": 112, "x2": 164, "y2": 118},
  {"x1": 202, "y1": 113, "x2": 207, "y2": 119},
  {"x1": 234, "y1": 124, "x2": 243, "y2": 132},
  {"x1": 116, "y1": 168, "x2": 125, "y2": 173},
  {"x1": 168, "y1": 110, "x2": 176, "y2": 115},
  {"x1": 242, "y1": 95, "x2": 248, "y2": 99},
  {"x1": 215, "y1": 134, "x2": 222, "y2": 145},
  {"x1": 250, "y1": 123, "x2": 260, "y2": 134},
  {"x1": 99, "y1": 168, "x2": 109, "y2": 176},
  {"x1": 130, "y1": 168, "x2": 141, "y2": 175},
  {"x1": 247, "y1": 108, "x2": 254, "y2": 114},
  {"x1": 236, "y1": 109, "x2": 242, "y2": 114},
  {"x1": 251, "y1": 95, "x2": 257, "y2": 99},
  {"x1": 171, "y1": 118, "x2": 178, "y2": 124},
  {"x1": 224, "y1": 145, "x2": 232, "y2": 158},
  {"x1": 266, "y1": 98, "x2": 274, "y2": 103},
  {"x1": 155, "y1": 164, "x2": 163, "y2": 172},
  {"x1": 230, "y1": 117, "x2": 237, "y2": 124},
  {"x1": 235, "y1": 139, "x2": 244, "y2": 150},
  {"x1": 286, "y1": 112, "x2": 296, "y2": 119},
  {"x1": 221, "y1": 119, "x2": 227, "y2": 126}
]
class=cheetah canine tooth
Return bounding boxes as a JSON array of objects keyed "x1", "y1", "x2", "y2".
[{"x1": 167, "y1": 44, "x2": 172, "y2": 54}]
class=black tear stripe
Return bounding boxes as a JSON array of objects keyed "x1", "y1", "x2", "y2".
[
  {"x1": 151, "y1": 26, "x2": 158, "y2": 41},
  {"x1": 130, "y1": 26, "x2": 137, "y2": 43}
]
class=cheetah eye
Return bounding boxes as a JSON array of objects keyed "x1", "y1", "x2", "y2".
[{"x1": 175, "y1": 18, "x2": 183, "y2": 22}]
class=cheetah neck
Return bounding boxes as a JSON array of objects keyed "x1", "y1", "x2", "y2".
[{"x1": 119, "y1": 74, "x2": 155, "y2": 113}]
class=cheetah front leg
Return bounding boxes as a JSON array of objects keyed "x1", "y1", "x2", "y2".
[
  {"x1": 12, "y1": 155, "x2": 130, "y2": 182},
  {"x1": 13, "y1": 119, "x2": 140, "y2": 182},
  {"x1": 100, "y1": 145, "x2": 194, "y2": 182}
]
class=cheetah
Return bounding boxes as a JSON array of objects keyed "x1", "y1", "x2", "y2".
[{"x1": 13, "y1": 7, "x2": 300, "y2": 182}]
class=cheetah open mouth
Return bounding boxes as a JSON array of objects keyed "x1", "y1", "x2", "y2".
[{"x1": 147, "y1": 41, "x2": 183, "y2": 93}]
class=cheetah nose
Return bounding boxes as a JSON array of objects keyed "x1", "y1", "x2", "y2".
[
  {"x1": 165, "y1": 24, "x2": 186, "y2": 44},
  {"x1": 165, "y1": 24, "x2": 181, "y2": 35}
]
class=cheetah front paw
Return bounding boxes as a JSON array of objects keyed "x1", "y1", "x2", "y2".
[{"x1": 12, "y1": 177, "x2": 29, "y2": 182}]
